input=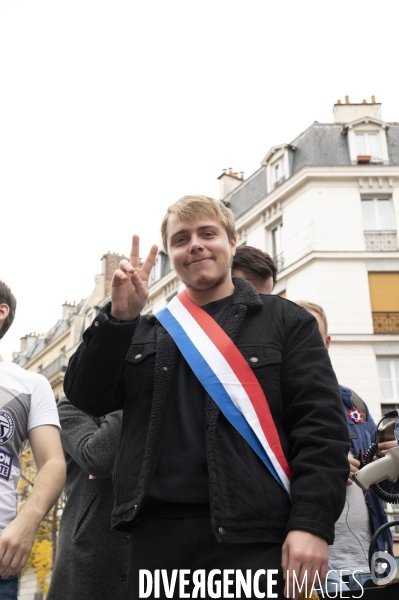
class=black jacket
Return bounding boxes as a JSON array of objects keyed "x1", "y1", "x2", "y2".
[
  {"x1": 47, "y1": 399, "x2": 128, "y2": 600},
  {"x1": 64, "y1": 278, "x2": 349, "y2": 544}
]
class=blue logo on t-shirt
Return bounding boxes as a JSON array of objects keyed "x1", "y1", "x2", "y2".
[
  {"x1": 0, "y1": 411, "x2": 14, "y2": 444},
  {"x1": 0, "y1": 450, "x2": 13, "y2": 480}
]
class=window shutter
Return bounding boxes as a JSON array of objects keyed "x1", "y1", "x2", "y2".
[{"x1": 368, "y1": 273, "x2": 399, "y2": 311}]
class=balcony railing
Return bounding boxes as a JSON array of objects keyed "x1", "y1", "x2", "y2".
[
  {"x1": 39, "y1": 355, "x2": 68, "y2": 380},
  {"x1": 364, "y1": 230, "x2": 398, "y2": 251},
  {"x1": 273, "y1": 252, "x2": 285, "y2": 272},
  {"x1": 372, "y1": 312, "x2": 399, "y2": 334}
]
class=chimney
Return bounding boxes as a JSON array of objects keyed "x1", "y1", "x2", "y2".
[
  {"x1": 333, "y1": 96, "x2": 383, "y2": 123},
  {"x1": 102, "y1": 252, "x2": 128, "y2": 297},
  {"x1": 62, "y1": 301, "x2": 77, "y2": 320},
  {"x1": 20, "y1": 332, "x2": 39, "y2": 353},
  {"x1": 217, "y1": 168, "x2": 245, "y2": 200}
]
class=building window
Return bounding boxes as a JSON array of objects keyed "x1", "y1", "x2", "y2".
[
  {"x1": 356, "y1": 133, "x2": 381, "y2": 161},
  {"x1": 368, "y1": 273, "x2": 399, "y2": 333},
  {"x1": 362, "y1": 198, "x2": 397, "y2": 251},
  {"x1": 271, "y1": 223, "x2": 284, "y2": 271},
  {"x1": 377, "y1": 358, "x2": 399, "y2": 400},
  {"x1": 273, "y1": 159, "x2": 285, "y2": 188}
]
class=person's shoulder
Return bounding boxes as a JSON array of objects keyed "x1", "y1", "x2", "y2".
[
  {"x1": 0, "y1": 360, "x2": 43, "y2": 383},
  {"x1": 260, "y1": 294, "x2": 308, "y2": 314}
]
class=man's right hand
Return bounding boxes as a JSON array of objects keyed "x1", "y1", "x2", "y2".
[
  {"x1": 347, "y1": 456, "x2": 360, "y2": 486},
  {"x1": 111, "y1": 235, "x2": 158, "y2": 321}
]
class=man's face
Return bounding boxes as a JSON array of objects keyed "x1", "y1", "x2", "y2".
[
  {"x1": 166, "y1": 214, "x2": 236, "y2": 293},
  {"x1": 308, "y1": 309, "x2": 331, "y2": 349},
  {"x1": 231, "y1": 268, "x2": 274, "y2": 294}
]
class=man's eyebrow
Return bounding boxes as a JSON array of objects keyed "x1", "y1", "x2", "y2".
[{"x1": 170, "y1": 224, "x2": 221, "y2": 239}]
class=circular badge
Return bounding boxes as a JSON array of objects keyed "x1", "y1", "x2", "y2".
[
  {"x1": 348, "y1": 408, "x2": 363, "y2": 423},
  {"x1": 0, "y1": 411, "x2": 15, "y2": 444}
]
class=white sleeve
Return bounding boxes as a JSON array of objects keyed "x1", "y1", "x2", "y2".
[{"x1": 27, "y1": 374, "x2": 61, "y2": 431}]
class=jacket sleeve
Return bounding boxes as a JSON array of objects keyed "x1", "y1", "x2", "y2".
[
  {"x1": 281, "y1": 306, "x2": 350, "y2": 544},
  {"x1": 58, "y1": 397, "x2": 122, "y2": 478},
  {"x1": 63, "y1": 304, "x2": 139, "y2": 417}
]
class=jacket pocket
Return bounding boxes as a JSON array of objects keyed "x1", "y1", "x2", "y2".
[
  {"x1": 125, "y1": 342, "x2": 156, "y2": 364},
  {"x1": 237, "y1": 345, "x2": 282, "y2": 368},
  {"x1": 73, "y1": 493, "x2": 100, "y2": 543},
  {"x1": 236, "y1": 345, "x2": 283, "y2": 413}
]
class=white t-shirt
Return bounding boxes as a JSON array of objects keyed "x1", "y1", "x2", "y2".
[
  {"x1": 0, "y1": 361, "x2": 60, "y2": 531},
  {"x1": 328, "y1": 449, "x2": 372, "y2": 573}
]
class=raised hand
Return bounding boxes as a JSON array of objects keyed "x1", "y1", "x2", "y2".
[{"x1": 111, "y1": 235, "x2": 158, "y2": 321}]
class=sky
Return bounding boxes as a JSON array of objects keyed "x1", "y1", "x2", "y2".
[{"x1": 1, "y1": 0, "x2": 399, "y2": 360}]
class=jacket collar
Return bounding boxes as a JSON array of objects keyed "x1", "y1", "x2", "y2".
[
  {"x1": 149, "y1": 276, "x2": 263, "y2": 325},
  {"x1": 230, "y1": 276, "x2": 264, "y2": 312}
]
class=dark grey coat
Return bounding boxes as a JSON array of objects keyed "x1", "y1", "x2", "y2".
[{"x1": 47, "y1": 398, "x2": 129, "y2": 600}]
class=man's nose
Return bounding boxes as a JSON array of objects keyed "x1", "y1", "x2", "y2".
[{"x1": 189, "y1": 236, "x2": 204, "y2": 252}]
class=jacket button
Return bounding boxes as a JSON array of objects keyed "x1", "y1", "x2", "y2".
[
  {"x1": 119, "y1": 572, "x2": 127, "y2": 581},
  {"x1": 134, "y1": 504, "x2": 137, "y2": 509},
  {"x1": 123, "y1": 535, "x2": 130, "y2": 543},
  {"x1": 134, "y1": 354, "x2": 142, "y2": 359},
  {"x1": 250, "y1": 357, "x2": 259, "y2": 363},
  {"x1": 218, "y1": 527, "x2": 226, "y2": 535},
  {"x1": 163, "y1": 367, "x2": 168, "y2": 371},
  {"x1": 94, "y1": 321, "x2": 99, "y2": 327}
]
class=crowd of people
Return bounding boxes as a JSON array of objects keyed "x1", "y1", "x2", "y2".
[{"x1": 0, "y1": 195, "x2": 398, "y2": 599}]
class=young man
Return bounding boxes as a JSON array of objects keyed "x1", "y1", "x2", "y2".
[
  {"x1": 296, "y1": 300, "x2": 399, "y2": 592},
  {"x1": 0, "y1": 281, "x2": 65, "y2": 600},
  {"x1": 65, "y1": 196, "x2": 349, "y2": 600},
  {"x1": 232, "y1": 246, "x2": 277, "y2": 294}
]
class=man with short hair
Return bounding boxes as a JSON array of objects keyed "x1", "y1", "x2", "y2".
[
  {"x1": 232, "y1": 246, "x2": 277, "y2": 294},
  {"x1": 296, "y1": 299, "x2": 398, "y2": 592},
  {"x1": 0, "y1": 281, "x2": 65, "y2": 599},
  {"x1": 65, "y1": 196, "x2": 349, "y2": 600}
]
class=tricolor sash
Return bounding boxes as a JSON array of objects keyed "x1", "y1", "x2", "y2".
[{"x1": 155, "y1": 290, "x2": 291, "y2": 494}]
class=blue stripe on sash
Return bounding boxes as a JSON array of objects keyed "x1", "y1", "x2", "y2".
[{"x1": 157, "y1": 306, "x2": 282, "y2": 487}]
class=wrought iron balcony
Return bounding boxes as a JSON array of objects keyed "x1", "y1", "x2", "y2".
[
  {"x1": 39, "y1": 355, "x2": 68, "y2": 381},
  {"x1": 364, "y1": 230, "x2": 398, "y2": 251},
  {"x1": 372, "y1": 312, "x2": 399, "y2": 334},
  {"x1": 273, "y1": 252, "x2": 285, "y2": 272}
]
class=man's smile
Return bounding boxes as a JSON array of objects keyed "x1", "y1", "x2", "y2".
[{"x1": 186, "y1": 256, "x2": 212, "y2": 266}]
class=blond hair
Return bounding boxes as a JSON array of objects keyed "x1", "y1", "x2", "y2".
[
  {"x1": 295, "y1": 300, "x2": 329, "y2": 335},
  {"x1": 161, "y1": 195, "x2": 236, "y2": 252}
]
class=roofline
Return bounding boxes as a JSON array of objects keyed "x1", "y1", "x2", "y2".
[{"x1": 222, "y1": 165, "x2": 266, "y2": 204}]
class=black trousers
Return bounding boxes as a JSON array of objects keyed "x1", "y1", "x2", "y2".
[{"x1": 127, "y1": 515, "x2": 285, "y2": 600}]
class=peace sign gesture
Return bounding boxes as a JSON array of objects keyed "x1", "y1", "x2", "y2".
[{"x1": 110, "y1": 235, "x2": 158, "y2": 321}]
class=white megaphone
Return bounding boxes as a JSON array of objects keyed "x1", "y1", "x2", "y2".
[{"x1": 353, "y1": 446, "x2": 399, "y2": 490}]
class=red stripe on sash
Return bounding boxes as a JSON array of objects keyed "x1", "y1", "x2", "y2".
[{"x1": 178, "y1": 291, "x2": 291, "y2": 480}]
